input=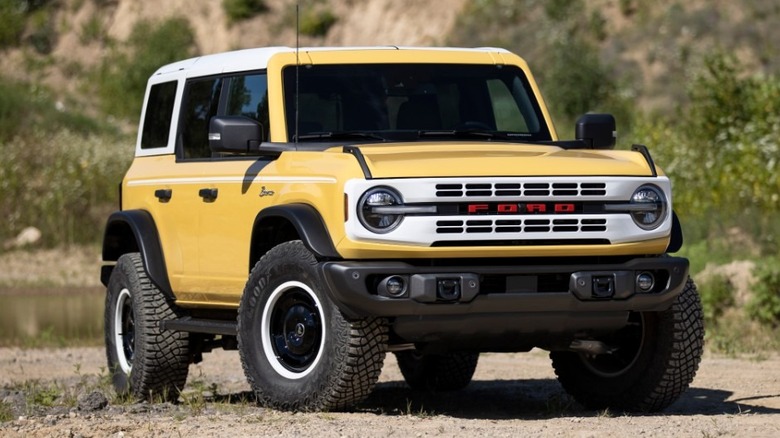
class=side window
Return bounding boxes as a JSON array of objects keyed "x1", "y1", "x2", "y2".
[
  {"x1": 180, "y1": 77, "x2": 223, "y2": 159},
  {"x1": 141, "y1": 81, "x2": 177, "y2": 149},
  {"x1": 487, "y1": 79, "x2": 528, "y2": 132},
  {"x1": 225, "y1": 74, "x2": 269, "y2": 141}
]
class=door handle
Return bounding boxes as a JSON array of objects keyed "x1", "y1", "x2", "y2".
[
  {"x1": 154, "y1": 189, "x2": 172, "y2": 202},
  {"x1": 199, "y1": 188, "x2": 218, "y2": 202}
]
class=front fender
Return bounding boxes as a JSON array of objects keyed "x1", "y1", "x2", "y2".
[{"x1": 252, "y1": 204, "x2": 341, "y2": 261}]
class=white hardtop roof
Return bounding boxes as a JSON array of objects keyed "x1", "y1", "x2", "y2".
[{"x1": 152, "y1": 46, "x2": 511, "y2": 78}]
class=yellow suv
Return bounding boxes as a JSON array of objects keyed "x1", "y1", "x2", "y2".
[{"x1": 101, "y1": 47, "x2": 703, "y2": 412}]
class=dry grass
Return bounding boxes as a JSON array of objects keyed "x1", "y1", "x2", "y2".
[{"x1": 0, "y1": 245, "x2": 102, "y2": 289}]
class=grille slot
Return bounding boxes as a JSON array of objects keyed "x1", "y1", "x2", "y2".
[
  {"x1": 434, "y1": 182, "x2": 607, "y2": 198},
  {"x1": 435, "y1": 218, "x2": 608, "y2": 234}
]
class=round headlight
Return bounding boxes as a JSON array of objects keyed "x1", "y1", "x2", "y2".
[
  {"x1": 630, "y1": 185, "x2": 667, "y2": 230},
  {"x1": 358, "y1": 187, "x2": 404, "y2": 233}
]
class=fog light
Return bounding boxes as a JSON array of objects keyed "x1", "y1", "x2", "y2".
[
  {"x1": 636, "y1": 272, "x2": 655, "y2": 292},
  {"x1": 386, "y1": 276, "x2": 406, "y2": 296},
  {"x1": 379, "y1": 275, "x2": 408, "y2": 298}
]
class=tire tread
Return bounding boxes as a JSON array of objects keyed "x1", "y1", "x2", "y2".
[
  {"x1": 550, "y1": 278, "x2": 704, "y2": 412},
  {"x1": 105, "y1": 253, "x2": 190, "y2": 401}
]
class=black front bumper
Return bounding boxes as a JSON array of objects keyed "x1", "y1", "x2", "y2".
[
  {"x1": 321, "y1": 256, "x2": 688, "y2": 318},
  {"x1": 320, "y1": 256, "x2": 688, "y2": 348}
]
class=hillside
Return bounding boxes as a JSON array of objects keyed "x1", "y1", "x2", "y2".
[
  {"x1": 1, "y1": 0, "x2": 467, "y2": 101},
  {"x1": 450, "y1": 0, "x2": 780, "y2": 114},
  {"x1": 4, "y1": 0, "x2": 780, "y2": 118}
]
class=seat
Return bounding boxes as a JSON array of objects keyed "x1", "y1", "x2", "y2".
[{"x1": 396, "y1": 95, "x2": 442, "y2": 130}]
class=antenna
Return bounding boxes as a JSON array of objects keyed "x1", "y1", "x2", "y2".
[{"x1": 295, "y1": 3, "x2": 300, "y2": 144}]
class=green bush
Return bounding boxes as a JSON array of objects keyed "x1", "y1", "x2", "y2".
[
  {"x1": 0, "y1": 81, "x2": 27, "y2": 141},
  {"x1": 543, "y1": 38, "x2": 619, "y2": 128},
  {"x1": 0, "y1": 74, "x2": 127, "y2": 246},
  {"x1": 747, "y1": 258, "x2": 780, "y2": 327},
  {"x1": 223, "y1": 0, "x2": 267, "y2": 24},
  {"x1": 0, "y1": 2, "x2": 26, "y2": 47},
  {"x1": 79, "y1": 13, "x2": 105, "y2": 44},
  {"x1": 632, "y1": 53, "x2": 780, "y2": 249},
  {"x1": 96, "y1": 17, "x2": 196, "y2": 120},
  {"x1": 0, "y1": 76, "x2": 104, "y2": 143},
  {"x1": 448, "y1": 0, "x2": 630, "y2": 134},
  {"x1": 0, "y1": 130, "x2": 132, "y2": 246},
  {"x1": 26, "y1": 6, "x2": 57, "y2": 54},
  {"x1": 0, "y1": 400, "x2": 12, "y2": 422},
  {"x1": 698, "y1": 274, "x2": 735, "y2": 325},
  {"x1": 299, "y1": 8, "x2": 337, "y2": 37}
]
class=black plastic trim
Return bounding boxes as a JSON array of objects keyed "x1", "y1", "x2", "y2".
[
  {"x1": 631, "y1": 144, "x2": 658, "y2": 177},
  {"x1": 161, "y1": 317, "x2": 237, "y2": 335},
  {"x1": 320, "y1": 256, "x2": 689, "y2": 319},
  {"x1": 343, "y1": 146, "x2": 373, "y2": 179},
  {"x1": 667, "y1": 210, "x2": 684, "y2": 253},
  {"x1": 253, "y1": 204, "x2": 341, "y2": 260},
  {"x1": 101, "y1": 210, "x2": 174, "y2": 300}
]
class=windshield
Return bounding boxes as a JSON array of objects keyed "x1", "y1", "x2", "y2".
[{"x1": 283, "y1": 63, "x2": 552, "y2": 142}]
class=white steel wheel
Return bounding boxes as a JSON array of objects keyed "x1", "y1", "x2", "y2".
[{"x1": 260, "y1": 281, "x2": 326, "y2": 379}]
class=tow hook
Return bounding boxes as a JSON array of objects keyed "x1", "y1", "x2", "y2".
[
  {"x1": 570, "y1": 271, "x2": 634, "y2": 300},
  {"x1": 592, "y1": 275, "x2": 615, "y2": 299}
]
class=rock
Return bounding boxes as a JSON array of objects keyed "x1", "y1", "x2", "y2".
[
  {"x1": 77, "y1": 391, "x2": 109, "y2": 412},
  {"x1": 5, "y1": 226, "x2": 42, "y2": 249}
]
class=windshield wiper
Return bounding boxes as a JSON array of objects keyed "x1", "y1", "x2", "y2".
[
  {"x1": 416, "y1": 129, "x2": 515, "y2": 140},
  {"x1": 295, "y1": 131, "x2": 387, "y2": 142}
]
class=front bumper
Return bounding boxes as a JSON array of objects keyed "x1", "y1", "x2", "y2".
[
  {"x1": 321, "y1": 256, "x2": 688, "y2": 317},
  {"x1": 320, "y1": 256, "x2": 688, "y2": 348}
]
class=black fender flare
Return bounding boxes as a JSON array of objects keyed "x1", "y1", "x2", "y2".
[
  {"x1": 101, "y1": 210, "x2": 174, "y2": 300},
  {"x1": 666, "y1": 210, "x2": 684, "y2": 253},
  {"x1": 251, "y1": 204, "x2": 341, "y2": 262}
]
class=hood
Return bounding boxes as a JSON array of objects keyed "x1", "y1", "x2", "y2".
[{"x1": 354, "y1": 142, "x2": 658, "y2": 178}]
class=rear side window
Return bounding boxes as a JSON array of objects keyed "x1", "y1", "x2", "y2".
[{"x1": 141, "y1": 81, "x2": 178, "y2": 149}]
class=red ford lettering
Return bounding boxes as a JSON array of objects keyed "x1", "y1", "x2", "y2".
[{"x1": 468, "y1": 204, "x2": 489, "y2": 214}]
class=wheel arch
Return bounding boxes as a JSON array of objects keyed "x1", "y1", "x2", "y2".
[
  {"x1": 249, "y1": 204, "x2": 340, "y2": 272},
  {"x1": 101, "y1": 210, "x2": 174, "y2": 300}
]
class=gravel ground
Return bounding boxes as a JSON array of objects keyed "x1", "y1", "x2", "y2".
[{"x1": 1, "y1": 347, "x2": 778, "y2": 437}]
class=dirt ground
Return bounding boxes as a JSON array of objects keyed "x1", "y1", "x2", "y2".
[{"x1": 1, "y1": 347, "x2": 778, "y2": 437}]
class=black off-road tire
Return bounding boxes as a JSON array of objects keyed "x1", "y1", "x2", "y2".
[
  {"x1": 238, "y1": 240, "x2": 388, "y2": 411},
  {"x1": 550, "y1": 277, "x2": 704, "y2": 412},
  {"x1": 395, "y1": 351, "x2": 479, "y2": 391},
  {"x1": 104, "y1": 253, "x2": 190, "y2": 401}
]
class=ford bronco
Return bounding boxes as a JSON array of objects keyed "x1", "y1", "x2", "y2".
[{"x1": 101, "y1": 46, "x2": 704, "y2": 412}]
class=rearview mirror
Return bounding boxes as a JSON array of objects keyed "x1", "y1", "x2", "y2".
[
  {"x1": 209, "y1": 116, "x2": 264, "y2": 154},
  {"x1": 575, "y1": 113, "x2": 616, "y2": 149}
]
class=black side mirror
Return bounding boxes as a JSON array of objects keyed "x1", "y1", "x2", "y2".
[
  {"x1": 575, "y1": 113, "x2": 616, "y2": 149},
  {"x1": 209, "y1": 116, "x2": 264, "y2": 154}
]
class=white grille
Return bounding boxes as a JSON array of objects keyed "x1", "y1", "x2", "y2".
[
  {"x1": 435, "y1": 182, "x2": 607, "y2": 198},
  {"x1": 344, "y1": 176, "x2": 673, "y2": 246},
  {"x1": 436, "y1": 218, "x2": 608, "y2": 234}
]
